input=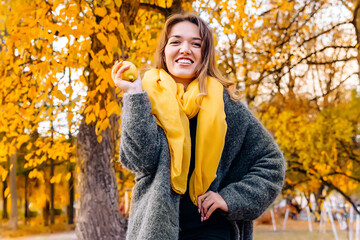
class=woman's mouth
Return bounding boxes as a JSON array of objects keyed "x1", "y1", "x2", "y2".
[{"x1": 176, "y1": 58, "x2": 194, "y2": 65}]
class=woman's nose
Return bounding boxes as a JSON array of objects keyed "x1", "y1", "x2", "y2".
[{"x1": 179, "y1": 43, "x2": 191, "y2": 54}]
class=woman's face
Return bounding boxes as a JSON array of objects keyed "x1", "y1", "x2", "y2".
[{"x1": 164, "y1": 21, "x2": 202, "y2": 86}]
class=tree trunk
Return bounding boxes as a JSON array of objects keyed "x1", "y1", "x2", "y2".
[
  {"x1": 74, "y1": 1, "x2": 190, "y2": 238},
  {"x1": 43, "y1": 200, "x2": 49, "y2": 226},
  {"x1": 49, "y1": 118, "x2": 55, "y2": 225},
  {"x1": 2, "y1": 179, "x2": 8, "y2": 219},
  {"x1": 353, "y1": 1, "x2": 360, "y2": 80},
  {"x1": 67, "y1": 170, "x2": 74, "y2": 225},
  {"x1": 24, "y1": 175, "x2": 29, "y2": 224},
  {"x1": 75, "y1": 119, "x2": 127, "y2": 239},
  {"x1": 8, "y1": 152, "x2": 18, "y2": 230},
  {"x1": 50, "y1": 157, "x2": 55, "y2": 224}
]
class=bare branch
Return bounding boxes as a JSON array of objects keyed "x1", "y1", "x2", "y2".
[
  {"x1": 320, "y1": 177, "x2": 360, "y2": 215},
  {"x1": 307, "y1": 56, "x2": 357, "y2": 65}
]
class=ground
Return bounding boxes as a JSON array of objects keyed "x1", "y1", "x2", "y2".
[
  {"x1": 254, "y1": 218, "x2": 349, "y2": 240},
  {"x1": 0, "y1": 217, "x2": 352, "y2": 239}
]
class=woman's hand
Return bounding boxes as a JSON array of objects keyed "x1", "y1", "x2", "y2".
[
  {"x1": 197, "y1": 191, "x2": 228, "y2": 222},
  {"x1": 111, "y1": 61, "x2": 142, "y2": 94}
]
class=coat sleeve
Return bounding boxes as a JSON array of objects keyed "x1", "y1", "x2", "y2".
[
  {"x1": 219, "y1": 108, "x2": 286, "y2": 221},
  {"x1": 119, "y1": 91, "x2": 161, "y2": 175}
]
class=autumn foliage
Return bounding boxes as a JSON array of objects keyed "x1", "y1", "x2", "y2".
[{"x1": 0, "y1": 0, "x2": 359, "y2": 232}]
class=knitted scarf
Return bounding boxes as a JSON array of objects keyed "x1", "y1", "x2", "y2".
[{"x1": 142, "y1": 69, "x2": 227, "y2": 205}]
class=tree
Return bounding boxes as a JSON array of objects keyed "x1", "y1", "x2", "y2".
[
  {"x1": 1, "y1": 0, "x2": 193, "y2": 237},
  {"x1": 194, "y1": 0, "x2": 359, "y2": 213}
]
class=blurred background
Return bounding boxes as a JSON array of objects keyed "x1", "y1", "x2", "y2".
[{"x1": 0, "y1": 0, "x2": 359, "y2": 239}]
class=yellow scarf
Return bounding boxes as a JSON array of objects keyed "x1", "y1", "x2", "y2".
[{"x1": 142, "y1": 69, "x2": 227, "y2": 205}]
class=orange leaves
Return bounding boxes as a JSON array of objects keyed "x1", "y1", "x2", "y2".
[
  {"x1": 50, "y1": 173, "x2": 62, "y2": 184},
  {"x1": 106, "y1": 100, "x2": 121, "y2": 117},
  {"x1": 4, "y1": 187, "x2": 10, "y2": 198},
  {"x1": 16, "y1": 135, "x2": 30, "y2": 149},
  {"x1": 54, "y1": 89, "x2": 67, "y2": 101},
  {"x1": 29, "y1": 169, "x2": 45, "y2": 183},
  {"x1": 99, "y1": 109, "x2": 107, "y2": 120},
  {"x1": 96, "y1": 32, "x2": 108, "y2": 46},
  {"x1": 260, "y1": 93, "x2": 360, "y2": 197},
  {"x1": 94, "y1": 7, "x2": 107, "y2": 17},
  {"x1": 0, "y1": 166, "x2": 8, "y2": 181},
  {"x1": 65, "y1": 172, "x2": 72, "y2": 181}
]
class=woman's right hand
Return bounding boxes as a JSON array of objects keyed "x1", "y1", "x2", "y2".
[{"x1": 111, "y1": 61, "x2": 143, "y2": 94}]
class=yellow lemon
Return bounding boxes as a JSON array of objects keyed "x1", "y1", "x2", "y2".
[{"x1": 120, "y1": 61, "x2": 138, "y2": 82}]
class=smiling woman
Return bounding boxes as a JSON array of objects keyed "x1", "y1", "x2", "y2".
[
  {"x1": 163, "y1": 21, "x2": 202, "y2": 88},
  {"x1": 111, "y1": 12, "x2": 285, "y2": 240}
]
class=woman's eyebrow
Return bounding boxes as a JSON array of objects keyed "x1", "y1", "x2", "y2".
[{"x1": 169, "y1": 35, "x2": 202, "y2": 41}]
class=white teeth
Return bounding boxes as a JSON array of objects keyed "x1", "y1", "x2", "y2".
[{"x1": 177, "y1": 59, "x2": 192, "y2": 64}]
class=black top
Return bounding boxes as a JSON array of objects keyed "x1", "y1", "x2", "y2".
[{"x1": 179, "y1": 116, "x2": 233, "y2": 239}]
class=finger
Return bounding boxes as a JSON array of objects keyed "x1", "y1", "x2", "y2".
[
  {"x1": 111, "y1": 61, "x2": 122, "y2": 73},
  {"x1": 115, "y1": 65, "x2": 131, "y2": 80},
  {"x1": 202, "y1": 198, "x2": 214, "y2": 217},
  {"x1": 205, "y1": 203, "x2": 218, "y2": 220},
  {"x1": 197, "y1": 192, "x2": 210, "y2": 217},
  {"x1": 111, "y1": 61, "x2": 121, "y2": 77},
  {"x1": 197, "y1": 195, "x2": 205, "y2": 210}
]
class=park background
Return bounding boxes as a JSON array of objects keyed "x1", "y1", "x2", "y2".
[{"x1": 0, "y1": 0, "x2": 360, "y2": 239}]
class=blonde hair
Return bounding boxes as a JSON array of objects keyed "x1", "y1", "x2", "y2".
[{"x1": 154, "y1": 12, "x2": 238, "y2": 100}]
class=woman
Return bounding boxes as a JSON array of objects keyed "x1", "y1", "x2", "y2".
[{"x1": 112, "y1": 13, "x2": 285, "y2": 240}]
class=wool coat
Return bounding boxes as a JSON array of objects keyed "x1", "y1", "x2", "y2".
[{"x1": 120, "y1": 89, "x2": 286, "y2": 240}]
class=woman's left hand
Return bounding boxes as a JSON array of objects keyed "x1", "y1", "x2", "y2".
[{"x1": 197, "y1": 191, "x2": 228, "y2": 222}]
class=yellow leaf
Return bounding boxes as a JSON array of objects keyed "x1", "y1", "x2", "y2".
[
  {"x1": 28, "y1": 86, "x2": 37, "y2": 99},
  {"x1": 55, "y1": 90, "x2": 66, "y2": 101},
  {"x1": 100, "y1": 118, "x2": 109, "y2": 131},
  {"x1": 84, "y1": 105, "x2": 93, "y2": 114},
  {"x1": 99, "y1": 79, "x2": 107, "y2": 93},
  {"x1": 108, "y1": 33, "x2": 119, "y2": 50},
  {"x1": 67, "y1": 112, "x2": 74, "y2": 123},
  {"x1": 26, "y1": 142, "x2": 32, "y2": 150},
  {"x1": 56, "y1": 173, "x2": 62, "y2": 183},
  {"x1": 4, "y1": 187, "x2": 9, "y2": 198},
  {"x1": 85, "y1": 113, "x2": 92, "y2": 125},
  {"x1": 115, "y1": 0, "x2": 122, "y2": 7},
  {"x1": 50, "y1": 176, "x2": 56, "y2": 184},
  {"x1": 99, "y1": 109, "x2": 107, "y2": 120},
  {"x1": 106, "y1": 101, "x2": 116, "y2": 116},
  {"x1": 95, "y1": 102, "x2": 100, "y2": 116},
  {"x1": 96, "y1": 32, "x2": 108, "y2": 46},
  {"x1": 94, "y1": 7, "x2": 107, "y2": 17},
  {"x1": 1, "y1": 170, "x2": 8, "y2": 181},
  {"x1": 97, "y1": 135, "x2": 103, "y2": 142},
  {"x1": 16, "y1": 135, "x2": 30, "y2": 149},
  {"x1": 65, "y1": 172, "x2": 71, "y2": 181},
  {"x1": 108, "y1": 19, "x2": 118, "y2": 32}
]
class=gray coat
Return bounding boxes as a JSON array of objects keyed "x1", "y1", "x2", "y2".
[{"x1": 120, "y1": 90, "x2": 285, "y2": 240}]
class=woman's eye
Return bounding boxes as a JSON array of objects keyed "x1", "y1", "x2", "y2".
[
  {"x1": 193, "y1": 43, "x2": 201, "y2": 47},
  {"x1": 170, "y1": 41, "x2": 180, "y2": 45}
]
